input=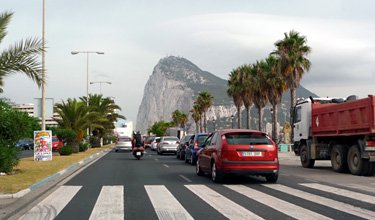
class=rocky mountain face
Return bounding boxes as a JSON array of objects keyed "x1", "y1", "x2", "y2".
[{"x1": 136, "y1": 56, "x2": 317, "y2": 133}]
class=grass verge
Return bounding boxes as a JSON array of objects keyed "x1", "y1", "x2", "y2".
[{"x1": 0, "y1": 145, "x2": 113, "y2": 194}]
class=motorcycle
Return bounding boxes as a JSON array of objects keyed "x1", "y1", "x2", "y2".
[{"x1": 132, "y1": 146, "x2": 145, "y2": 160}]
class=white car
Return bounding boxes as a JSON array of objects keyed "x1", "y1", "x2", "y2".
[
  {"x1": 115, "y1": 136, "x2": 132, "y2": 152},
  {"x1": 157, "y1": 136, "x2": 179, "y2": 155},
  {"x1": 150, "y1": 137, "x2": 160, "y2": 151}
]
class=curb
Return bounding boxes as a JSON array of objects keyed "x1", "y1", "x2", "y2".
[{"x1": 0, "y1": 147, "x2": 113, "y2": 199}]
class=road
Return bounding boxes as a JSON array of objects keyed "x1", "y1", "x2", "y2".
[{"x1": 11, "y1": 149, "x2": 375, "y2": 220}]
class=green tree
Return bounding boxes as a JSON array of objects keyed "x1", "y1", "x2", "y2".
[
  {"x1": 190, "y1": 104, "x2": 201, "y2": 133},
  {"x1": 147, "y1": 121, "x2": 174, "y2": 137},
  {"x1": 172, "y1": 109, "x2": 188, "y2": 132},
  {"x1": 227, "y1": 68, "x2": 243, "y2": 129},
  {"x1": 80, "y1": 94, "x2": 125, "y2": 138},
  {"x1": 55, "y1": 98, "x2": 103, "y2": 152},
  {"x1": 196, "y1": 91, "x2": 214, "y2": 133},
  {"x1": 251, "y1": 61, "x2": 269, "y2": 132},
  {"x1": 264, "y1": 55, "x2": 287, "y2": 141},
  {"x1": 0, "y1": 12, "x2": 43, "y2": 93},
  {"x1": 0, "y1": 98, "x2": 40, "y2": 173},
  {"x1": 272, "y1": 30, "x2": 311, "y2": 130}
]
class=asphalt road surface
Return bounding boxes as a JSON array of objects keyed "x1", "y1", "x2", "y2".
[{"x1": 13, "y1": 149, "x2": 375, "y2": 220}]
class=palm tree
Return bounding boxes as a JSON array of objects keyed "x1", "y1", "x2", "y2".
[
  {"x1": 55, "y1": 98, "x2": 104, "y2": 152},
  {"x1": 272, "y1": 30, "x2": 311, "y2": 129},
  {"x1": 190, "y1": 104, "x2": 201, "y2": 133},
  {"x1": 197, "y1": 91, "x2": 214, "y2": 133},
  {"x1": 80, "y1": 94, "x2": 125, "y2": 136},
  {"x1": 264, "y1": 55, "x2": 287, "y2": 141},
  {"x1": 0, "y1": 12, "x2": 43, "y2": 93},
  {"x1": 227, "y1": 68, "x2": 243, "y2": 129},
  {"x1": 238, "y1": 65, "x2": 253, "y2": 129},
  {"x1": 251, "y1": 61, "x2": 269, "y2": 132}
]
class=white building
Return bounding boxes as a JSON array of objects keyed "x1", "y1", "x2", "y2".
[{"x1": 13, "y1": 103, "x2": 59, "y2": 127}]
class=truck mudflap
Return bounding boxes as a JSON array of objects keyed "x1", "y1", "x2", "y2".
[{"x1": 359, "y1": 139, "x2": 375, "y2": 161}]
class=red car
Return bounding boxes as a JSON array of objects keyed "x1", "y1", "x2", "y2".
[
  {"x1": 52, "y1": 136, "x2": 63, "y2": 151},
  {"x1": 195, "y1": 129, "x2": 279, "y2": 183}
]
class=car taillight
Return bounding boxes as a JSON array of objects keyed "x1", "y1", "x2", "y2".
[
  {"x1": 194, "y1": 141, "x2": 199, "y2": 150},
  {"x1": 366, "y1": 141, "x2": 375, "y2": 146}
]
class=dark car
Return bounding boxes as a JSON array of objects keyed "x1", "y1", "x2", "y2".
[
  {"x1": 176, "y1": 134, "x2": 193, "y2": 160},
  {"x1": 196, "y1": 129, "x2": 279, "y2": 183},
  {"x1": 15, "y1": 138, "x2": 34, "y2": 150},
  {"x1": 184, "y1": 133, "x2": 208, "y2": 165}
]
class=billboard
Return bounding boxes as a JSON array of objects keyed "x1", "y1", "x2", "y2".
[
  {"x1": 34, "y1": 98, "x2": 54, "y2": 118},
  {"x1": 34, "y1": 130, "x2": 53, "y2": 161}
]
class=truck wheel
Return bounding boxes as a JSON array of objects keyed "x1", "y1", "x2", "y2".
[
  {"x1": 347, "y1": 144, "x2": 369, "y2": 175},
  {"x1": 300, "y1": 144, "x2": 315, "y2": 168},
  {"x1": 331, "y1": 145, "x2": 348, "y2": 173}
]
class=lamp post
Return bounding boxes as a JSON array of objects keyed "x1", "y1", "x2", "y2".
[
  {"x1": 71, "y1": 51, "x2": 104, "y2": 137},
  {"x1": 90, "y1": 81, "x2": 112, "y2": 95},
  {"x1": 71, "y1": 51, "x2": 104, "y2": 103},
  {"x1": 41, "y1": 0, "x2": 46, "y2": 130},
  {"x1": 230, "y1": 115, "x2": 234, "y2": 129}
]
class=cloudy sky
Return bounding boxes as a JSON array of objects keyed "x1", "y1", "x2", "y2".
[{"x1": 1, "y1": 0, "x2": 374, "y2": 125}]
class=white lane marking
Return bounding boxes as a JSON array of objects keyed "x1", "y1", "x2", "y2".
[
  {"x1": 145, "y1": 185, "x2": 194, "y2": 220},
  {"x1": 263, "y1": 184, "x2": 375, "y2": 219},
  {"x1": 339, "y1": 183, "x2": 375, "y2": 194},
  {"x1": 19, "y1": 185, "x2": 81, "y2": 220},
  {"x1": 300, "y1": 183, "x2": 375, "y2": 205},
  {"x1": 179, "y1": 175, "x2": 192, "y2": 183},
  {"x1": 155, "y1": 158, "x2": 159, "y2": 161},
  {"x1": 185, "y1": 185, "x2": 263, "y2": 220},
  {"x1": 225, "y1": 185, "x2": 331, "y2": 220},
  {"x1": 163, "y1": 164, "x2": 169, "y2": 168},
  {"x1": 89, "y1": 186, "x2": 124, "y2": 220}
]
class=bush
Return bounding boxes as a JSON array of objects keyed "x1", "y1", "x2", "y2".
[
  {"x1": 103, "y1": 133, "x2": 116, "y2": 145},
  {"x1": 58, "y1": 146, "x2": 74, "y2": 156},
  {"x1": 0, "y1": 145, "x2": 20, "y2": 173},
  {"x1": 55, "y1": 128, "x2": 76, "y2": 146},
  {"x1": 90, "y1": 136, "x2": 101, "y2": 148},
  {"x1": 79, "y1": 142, "x2": 89, "y2": 152}
]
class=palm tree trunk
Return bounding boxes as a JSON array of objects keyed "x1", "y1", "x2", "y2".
[
  {"x1": 237, "y1": 105, "x2": 241, "y2": 129},
  {"x1": 258, "y1": 107, "x2": 264, "y2": 132},
  {"x1": 290, "y1": 87, "x2": 296, "y2": 143},
  {"x1": 195, "y1": 121, "x2": 199, "y2": 133},
  {"x1": 200, "y1": 116, "x2": 203, "y2": 133},
  {"x1": 272, "y1": 103, "x2": 278, "y2": 142},
  {"x1": 245, "y1": 106, "x2": 250, "y2": 129},
  {"x1": 203, "y1": 111, "x2": 207, "y2": 133}
]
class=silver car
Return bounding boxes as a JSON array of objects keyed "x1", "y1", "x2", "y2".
[
  {"x1": 115, "y1": 136, "x2": 132, "y2": 152},
  {"x1": 150, "y1": 137, "x2": 160, "y2": 151},
  {"x1": 157, "y1": 136, "x2": 179, "y2": 155}
]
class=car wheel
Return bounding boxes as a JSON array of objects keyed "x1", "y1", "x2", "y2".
[
  {"x1": 190, "y1": 154, "x2": 196, "y2": 165},
  {"x1": 211, "y1": 161, "x2": 224, "y2": 183},
  {"x1": 300, "y1": 144, "x2": 315, "y2": 168},
  {"x1": 115, "y1": 149, "x2": 118, "y2": 152},
  {"x1": 265, "y1": 173, "x2": 278, "y2": 183},
  {"x1": 331, "y1": 145, "x2": 348, "y2": 173},
  {"x1": 180, "y1": 151, "x2": 185, "y2": 160},
  {"x1": 184, "y1": 153, "x2": 189, "y2": 163},
  {"x1": 176, "y1": 151, "x2": 180, "y2": 159},
  {"x1": 157, "y1": 148, "x2": 160, "y2": 155},
  {"x1": 196, "y1": 159, "x2": 204, "y2": 176}
]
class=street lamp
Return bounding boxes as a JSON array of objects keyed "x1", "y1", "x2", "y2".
[
  {"x1": 71, "y1": 51, "x2": 104, "y2": 103},
  {"x1": 230, "y1": 115, "x2": 234, "y2": 129},
  {"x1": 90, "y1": 81, "x2": 112, "y2": 94}
]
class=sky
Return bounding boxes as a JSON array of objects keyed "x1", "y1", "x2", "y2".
[{"x1": 1, "y1": 0, "x2": 374, "y2": 126}]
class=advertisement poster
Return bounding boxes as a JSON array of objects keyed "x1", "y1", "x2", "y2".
[{"x1": 34, "y1": 130, "x2": 53, "y2": 161}]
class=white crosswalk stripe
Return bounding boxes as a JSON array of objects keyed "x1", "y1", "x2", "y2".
[
  {"x1": 263, "y1": 184, "x2": 375, "y2": 219},
  {"x1": 89, "y1": 185, "x2": 124, "y2": 220},
  {"x1": 17, "y1": 182, "x2": 375, "y2": 220},
  {"x1": 185, "y1": 184, "x2": 263, "y2": 220},
  {"x1": 145, "y1": 185, "x2": 193, "y2": 220},
  {"x1": 300, "y1": 183, "x2": 375, "y2": 205},
  {"x1": 225, "y1": 184, "x2": 332, "y2": 220},
  {"x1": 338, "y1": 183, "x2": 375, "y2": 194},
  {"x1": 19, "y1": 185, "x2": 82, "y2": 220}
]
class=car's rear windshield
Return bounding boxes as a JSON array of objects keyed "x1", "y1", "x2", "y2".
[
  {"x1": 197, "y1": 135, "x2": 208, "y2": 144},
  {"x1": 164, "y1": 137, "x2": 179, "y2": 141},
  {"x1": 119, "y1": 137, "x2": 131, "y2": 141},
  {"x1": 225, "y1": 133, "x2": 272, "y2": 145}
]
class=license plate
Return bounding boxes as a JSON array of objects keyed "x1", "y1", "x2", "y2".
[
  {"x1": 136, "y1": 152, "x2": 141, "y2": 156},
  {"x1": 242, "y1": 151, "x2": 262, "y2": 156}
]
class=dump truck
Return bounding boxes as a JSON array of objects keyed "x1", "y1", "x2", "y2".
[{"x1": 292, "y1": 95, "x2": 375, "y2": 176}]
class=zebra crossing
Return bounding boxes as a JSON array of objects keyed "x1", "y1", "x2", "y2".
[{"x1": 19, "y1": 182, "x2": 375, "y2": 220}]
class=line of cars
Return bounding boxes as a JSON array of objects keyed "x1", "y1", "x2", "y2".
[
  {"x1": 176, "y1": 129, "x2": 280, "y2": 183},
  {"x1": 15, "y1": 136, "x2": 63, "y2": 152}
]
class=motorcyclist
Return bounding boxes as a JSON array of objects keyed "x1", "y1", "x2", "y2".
[{"x1": 134, "y1": 131, "x2": 143, "y2": 148}]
